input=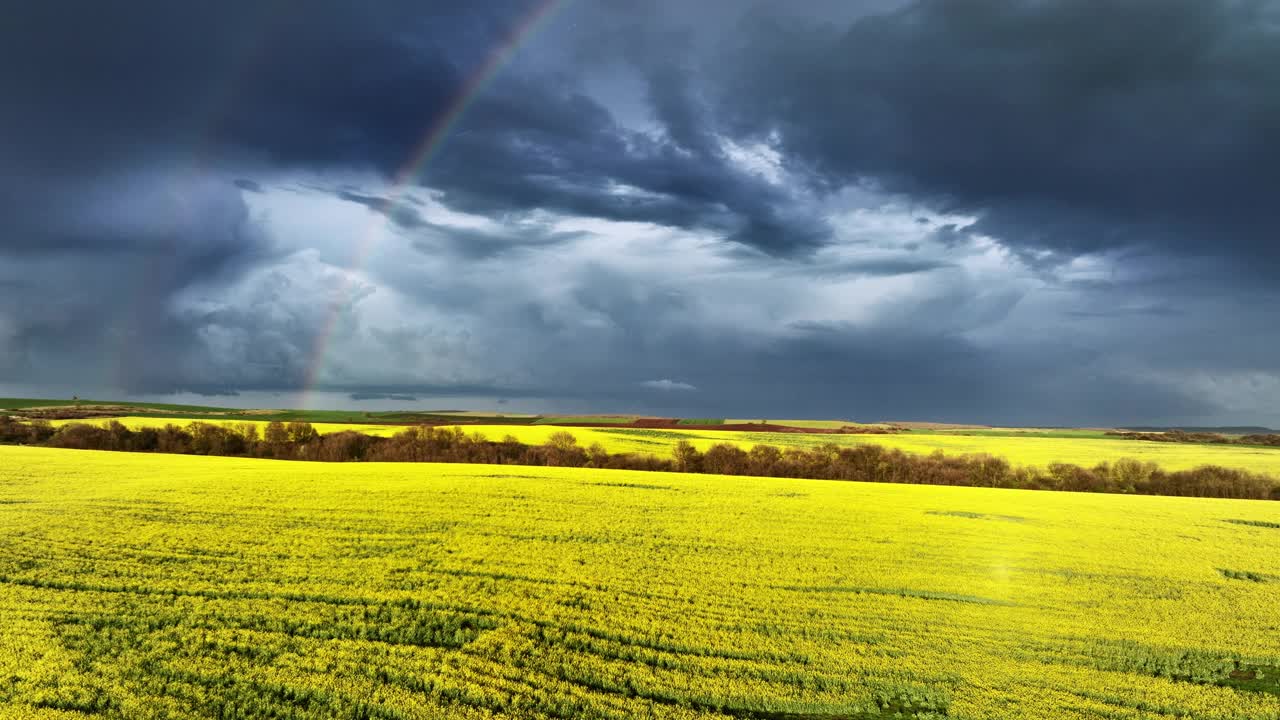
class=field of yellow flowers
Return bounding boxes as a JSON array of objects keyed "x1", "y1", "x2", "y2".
[{"x1": 2, "y1": 445, "x2": 1278, "y2": 719}]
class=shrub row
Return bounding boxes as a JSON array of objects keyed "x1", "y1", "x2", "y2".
[
  {"x1": 1107, "y1": 429, "x2": 1280, "y2": 447},
  {"x1": 3, "y1": 417, "x2": 1277, "y2": 500}
]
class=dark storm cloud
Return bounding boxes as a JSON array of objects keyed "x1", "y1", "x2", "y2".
[
  {"x1": 335, "y1": 384, "x2": 550, "y2": 399},
  {"x1": 349, "y1": 393, "x2": 419, "y2": 402},
  {"x1": 334, "y1": 191, "x2": 428, "y2": 230},
  {"x1": 0, "y1": 1, "x2": 532, "y2": 172},
  {"x1": 0, "y1": 0, "x2": 537, "y2": 395},
  {"x1": 1065, "y1": 305, "x2": 1182, "y2": 319},
  {"x1": 0, "y1": 176, "x2": 279, "y2": 394},
  {"x1": 806, "y1": 257, "x2": 955, "y2": 278},
  {"x1": 717, "y1": 0, "x2": 1280, "y2": 268},
  {"x1": 330, "y1": 187, "x2": 590, "y2": 258},
  {"x1": 0, "y1": 0, "x2": 838, "y2": 400},
  {"x1": 418, "y1": 76, "x2": 830, "y2": 255},
  {"x1": 1, "y1": 0, "x2": 831, "y2": 257},
  {"x1": 2, "y1": 0, "x2": 1278, "y2": 425},
  {"x1": 411, "y1": 224, "x2": 588, "y2": 261},
  {"x1": 483, "y1": 315, "x2": 1215, "y2": 426}
]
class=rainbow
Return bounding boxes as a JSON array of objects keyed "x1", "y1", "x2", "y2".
[{"x1": 299, "y1": 0, "x2": 567, "y2": 406}]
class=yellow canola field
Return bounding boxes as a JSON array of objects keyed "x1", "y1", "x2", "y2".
[{"x1": 1, "y1": 445, "x2": 1278, "y2": 719}]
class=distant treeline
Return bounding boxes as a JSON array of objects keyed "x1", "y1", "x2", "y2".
[
  {"x1": 4, "y1": 417, "x2": 1278, "y2": 501},
  {"x1": 1107, "y1": 430, "x2": 1280, "y2": 447}
]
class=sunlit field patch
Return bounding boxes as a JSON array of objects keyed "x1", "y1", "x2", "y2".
[{"x1": 1, "y1": 446, "x2": 1278, "y2": 718}]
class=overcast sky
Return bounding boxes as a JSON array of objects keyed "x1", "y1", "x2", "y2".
[{"x1": 3, "y1": 0, "x2": 1279, "y2": 426}]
